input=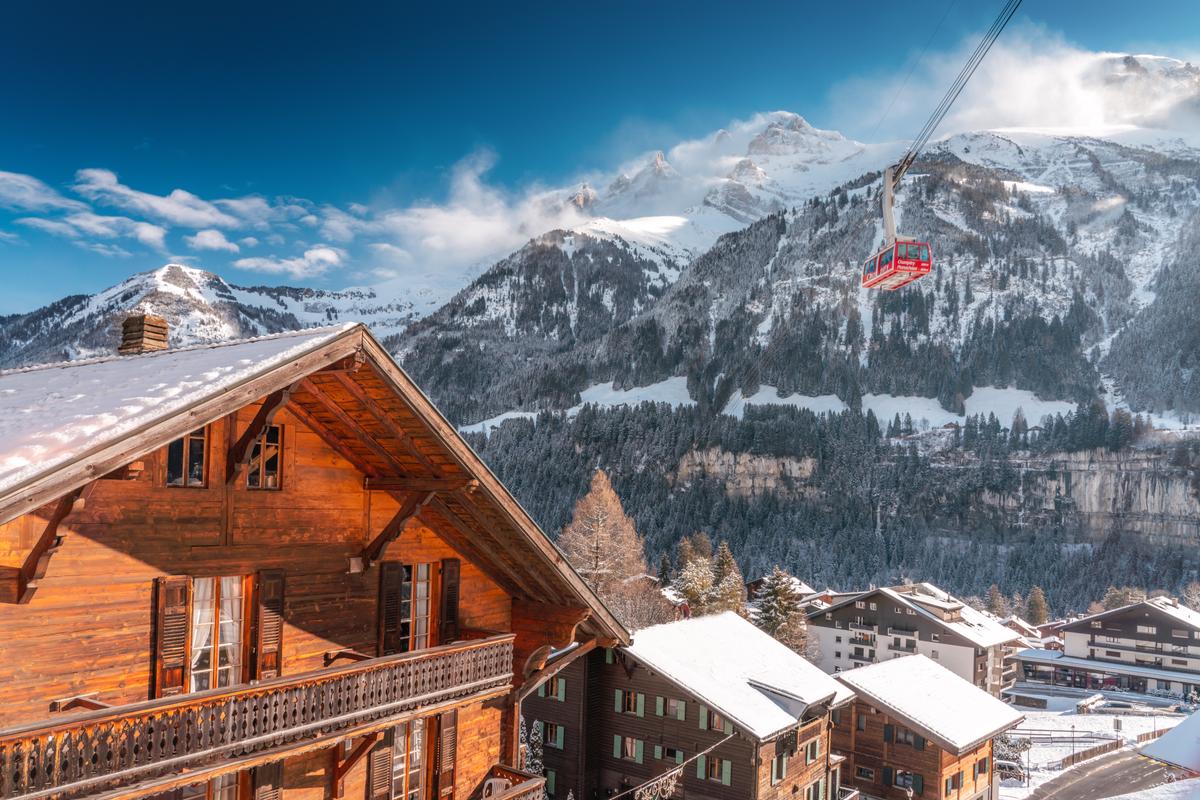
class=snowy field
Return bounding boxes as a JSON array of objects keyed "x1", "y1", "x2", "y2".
[{"x1": 1106, "y1": 782, "x2": 1200, "y2": 800}]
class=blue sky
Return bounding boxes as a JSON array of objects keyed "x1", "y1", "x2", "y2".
[{"x1": 1, "y1": 0, "x2": 1197, "y2": 313}]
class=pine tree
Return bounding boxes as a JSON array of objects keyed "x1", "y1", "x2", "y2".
[
  {"x1": 527, "y1": 720, "x2": 545, "y2": 776},
  {"x1": 1026, "y1": 585, "x2": 1050, "y2": 624},
  {"x1": 674, "y1": 558, "x2": 714, "y2": 615},
  {"x1": 1182, "y1": 582, "x2": 1200, "y2": 611},
  {"x1": 755, "y1": 566, "x2": 807, "y2": 652}
]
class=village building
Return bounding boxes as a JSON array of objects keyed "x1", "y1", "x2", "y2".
[
  {"x1": 1015, "y1": 597, "x2": 1200, "y2": 697},
  {"x1": 0, "y1": 319, "x2": 627, "y2": 800},
  {"x1": 805, "y1": 584, "x2": 1021, "y2": 696},
  {"x1": 832, "y1": 655, "x2": 1024, "y2": 800},
  {"x1": 521, "y1": 612, "x2": 857, "y2": 800}
]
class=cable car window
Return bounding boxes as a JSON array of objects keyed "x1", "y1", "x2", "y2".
[
  {"x1": 880, "y1": 249, "x2": 892, "y2": 267},
  {"x1": 865, "y1": 259, "x2": 875, "y2": 275},
  {"x1": 920, "y1": 245, "x2": 930, "y2": 261}
]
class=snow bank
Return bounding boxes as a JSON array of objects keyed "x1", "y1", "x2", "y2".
[
  {"x1": 1141, "y1": 710, "x2": 1200, "y2": 772},
  {"x1": 568, "y1": 376, "x2": 696, "y2": 414},
  {"x1": 459, "y1": 411, "x2": 540, "y2": 437},
  {"x1": 963, "y1": 387, "x2": 1077, "y2": 427},
  {"x1": 724, "y1": 385, "x2": 847, "y2": 419}
]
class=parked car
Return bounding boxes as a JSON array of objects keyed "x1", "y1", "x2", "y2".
[{"x1": 995, "y1": 760, "x2": 1028, "y2": 781}]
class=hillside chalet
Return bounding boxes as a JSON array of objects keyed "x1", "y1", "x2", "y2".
[
  {"x1": 833, "y1": 656, "x2": 1023, "y2": 800},
  {"x1": 522, "y1": 613, "x2": 856, "y2": 800},
  {"x1": 0, "y1": 319, "x2": 627, "y2": 800}
]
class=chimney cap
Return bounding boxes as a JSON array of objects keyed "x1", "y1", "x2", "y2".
[{"x1": 118, "y1": 313, "x2": 170, "y2": 355}]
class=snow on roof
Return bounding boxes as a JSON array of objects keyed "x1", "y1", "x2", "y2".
[
  {"x1": 624, "y1": 611, "x2": 854, "y2": 740},
  {"x1": 0, "y1": 323, "x2": 358, "y2": 498},
  {"x1": 1141, "y1": 709, "x2": 1200, "y2": 772},
  {"x1": 1016, "y1": 648, "x2": 1200, "y2": 684},
  {"x1": 880, "y1": 587, "x2": 1021, "y2": 649},
  {"x1": 835, "y1": 655, "x2": 1023, "y2": 754},
  {"x1": 1066, "y1": 597, "x2": 1200, "y2": 632},
  {"x1": 1000, "y1": 615, "x2": 1041, "y2": 637}
]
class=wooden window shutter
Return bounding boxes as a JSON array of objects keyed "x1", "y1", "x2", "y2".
[
  {"x1": 252, "y1": 761, "x2": 284, "y2": 800},
  {"x1": 367, "y1": 728, "x2": 394, "y2": 800},
  {"x1": 537, "y1": 683, "x2": 546, "y2": 698},
  {"x1": 912, "y1": 774, "x2": 923, "y2": 796},
  {"x1": 883, "y1": 724, "x2": 893, "y2": 743},
  {"x1": 698, "y1": 706, "x2": 708, "y2": 729},
  {"x1": 438, "y1": 558, "x2": 461, "y2": 644},
  {"x1": 613, "y1": 689, "x2": 622, "y2": 713},
  {"x1": 655, "y1": 696, "x2": 664, "y2": 716},
  {"x1": 635, "y1": 693, "x2": 645, "y2": 717},
  {"x1": 613, "y1": 735, "x2": 622, "y2": 759},
  {"x1": 695, "y1": 755, "x2": 706, "y2": 780},
  {"x1": 556, "y1": 679, "x2": 565, "y2": 702},
  {"x1": 654, "y1": 745, "x2": 662, "y2": 760},
  {"x1": 379, "y1": 562, "x2": 404, "y2": 656},
  {"x1": 153, "y1": 576, "x2": 191, "y2": 697},
  {"x1": 437, "y1": 710, "x2": 458, "y2": 799},
  {"x1": 254, "y1": 569, "x2": 285, "y2": 680},
  {"x1": 882, "y1": 767, "x2": 892, "y2": 787},
  {"x1": 720, "y1": 759, "x2": 731, "y2": 786},
  {"x1": 676, "y1": 700, "x2": 686, "y2": 721}
]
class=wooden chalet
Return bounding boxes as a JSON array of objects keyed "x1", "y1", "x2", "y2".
[
  {"x1": 523, "y1": 612, "x2": 857, "y2": 800},
  {"x1": 0, "y1": 319, "x2": 628, "y2": 800},
  {"x1": 832, "y1": 656, "x2": 1022, "y2": 800}
]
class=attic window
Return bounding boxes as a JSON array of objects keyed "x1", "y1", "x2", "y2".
[
  {"x1": 167, "y1": 428, "x2": 207, "y2": 487},
  {"x1": 246, "y1": 425, "x2": 282, "y2": 490}
]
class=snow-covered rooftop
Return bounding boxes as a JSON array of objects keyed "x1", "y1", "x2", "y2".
[
  {"x1": 624, "y1": 611, "x2": 854, "y2": 740},
  {"x1": 882, "y1": 587, "x2": 1021, "y2": 649},
  {"x1": 1140, "y1": 708, "x2": 1200, "y2": 772},
  {"x1": 1066, "y1": 597, "x2": 1200, "y2": 633},
  {"x1": 0, "y1": 323, "x2": 358, "y2": 498},
  {"x1": 835, "y1": 655, "x2": 1024, "y2": 754},
  {"x1": 1016, "y1": 649, "x2": 1200, "y2": 684}
]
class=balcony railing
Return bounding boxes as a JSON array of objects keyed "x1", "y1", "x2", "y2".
[
  {"x1": 480, "y1": 765, "x2": 545, "y2": 800},
  {"x1": 848, "y1": 622, "x2": 878, "y2": 633},
  {"x1": 0, "y1": 634, "x2": 515, "y2": 800},
  {"x1": 837, "y1": 788, "x2": 861, "y2": 800},
  {"x1": 849, "y1": 636, "x2": 874, "y2": 647},
  {"x1": 887, "y1": 643, "x2": 916, "y2": 653},
  {"x1": 887, "y1": 627, "x2": 917, "y2": 638}
]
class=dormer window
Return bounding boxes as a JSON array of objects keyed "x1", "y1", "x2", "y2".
[{"x1": 166, "y1": 427, "x2": 207, "y2": 487}]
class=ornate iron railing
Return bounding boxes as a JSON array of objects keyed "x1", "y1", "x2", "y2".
[
  {"x1": 482, "y1": 765, "x2": 545, "y2": 800},
  {"x1": 0, "y1": 634, "x2": 515, "y2": 800}
]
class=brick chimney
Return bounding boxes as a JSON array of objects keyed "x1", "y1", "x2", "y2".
[{"x1": 118, "y1": 314, "x2": 169, "y2": 355}]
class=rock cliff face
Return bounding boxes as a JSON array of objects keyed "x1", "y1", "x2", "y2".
[
  {"x1": 674, "y1": 447, "x2": 818, "y2": 497},
  {"x1": 986, "y1": 449, "x2": 1200, "y2": 548}
]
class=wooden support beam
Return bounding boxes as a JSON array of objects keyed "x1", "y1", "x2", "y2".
[
  {"x1": 285, "y1": 399, "x2": 380, "y2": 478},
  {"x1": 330, "y1": 371, "x2": 445, "y2": 477},
  {"x1": 364, "y1": 477, "x2": 475, "y2": 493},
  {"x1": 226, "y1": 387, "x2": 291, "y2": 484},
  {"x1": 298, "y1": 378, "x2": 410, "y2": 475},
  {"x1": 419, "y1": 498, "x2": 525, "y2": 597},
  {"x1": 516, "y1": 638, "x2": 599, "y2": 702},
  {"x1": 323, "y1": 648, "x2": 374, "y2": 667},
  {"x1": 361, "y1": 491, "x2": 435, "y2": 568},
  {"x1": 332, "y1": 731, "x2": 379, "y2": 799},
  {"x1": 449, "y1": 490, "x2": 561, "y2": 600},
  {"x1": 49, "y1": 693, "x2": 112, "y2": 713},
  {"x1": 12, "y1": 486, "x2": 86, "y2": 604}
]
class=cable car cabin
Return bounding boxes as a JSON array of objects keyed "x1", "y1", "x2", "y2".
[{"x1": 861, "y1": 240, "x2": 932, "y2": 291}]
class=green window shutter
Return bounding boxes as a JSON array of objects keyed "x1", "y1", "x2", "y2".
[
  {"x1": 814, "y1": 739, "x2": 820, "y2": 758},
  {"x1": 676, "y1": 701, "x2": 686, "y2": 721},
  {"x1": 781, "y1": 754, "x2": 787, "y2": 778},
  {"x1": 723, "y1": 719, "x2": 732, "y2": 735},
  {"x1": 915, "y1": 735, "x2": 925, "y2": 751},
  {"x1": 605, "y1": 648, "x2": 614, "y2": 664},
  {"x1": 696, "y1": 755, "x2": 706, "y2": 779},
  {"x1": 634, "y1": 740, "x2": 644, "y2": 764},
  {"x1": 699, "y1": 706, "x2": 708, "y2": 730},
  {"x1": 613, "y1": 735, "x2": 622, "y2": 759},
  {"x1": 655, "y1": 696, "x2": 664, "y2": 716},
  {"x1": 720, "y1": 760, "x2": 731, "y2": 786},
  {"x1": 883, "y1": 767, "x2": 893, "y2": 786},
  {"x1": 675, "y1": 751, "x2": 684, "y2": 765},
  {"x1": 548, "y1": 771, "x2": 557, "y2": 796},
  {"x1": 913, "y1": 774, "x2": 924, "y2": 796},
  {"x1": 636, "y1": 693, "x2": 646, "y2": 717},
  {"x1": 818, "y1": 777, "x2": 826, "y2": 800},
  {"x1": 537, "y1": 684, "x2": 546, "y2": 698},
  {"x1": 972, "y1": 762, "x2": 978, "y2": 780},
  {"x1": 614, "y1": 689, "x2": 623, "y2": 713},
  {"x1": 883, "y1": 724, "x2": 893, "y2": 743},
  {"x1": 771, "y1": 758, "x2": 778, "y2": 785},
  {"x1": 654, "y1": 745, "x2": 663, "y2": 760},
  {"x1": 556, "y1": 728, "x2": 565, "y2": 748},
  {"x1": 557, "y1": 679, "x2": 566, "y2": 701}
]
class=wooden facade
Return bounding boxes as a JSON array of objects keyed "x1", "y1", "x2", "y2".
[
  {"x1": 830, "y1": 700, "x2": 994, "y2": 800},
  {"x1": 0, "y1": 323, "x2": 627, "y2": 800},
  {"x1": 522, "y1": 647, "x2": 848, "y2": 800}
]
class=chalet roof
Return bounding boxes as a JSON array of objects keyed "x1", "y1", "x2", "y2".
[
  {"x1": 1060, "y1": 597, "x2": 1200, "y2": 634},
  {"x1": 811, "y1": 584, "x2": 1020, "y2": 650},
  {"x1": 623, "y1": 612, "x2": 854, "y2": 741},
  {"x1": 835, "y1": 655, "x2": 1024, "y2": 755},
  {"x1": 0, "y1": 322, "x2": 627, "y2": 643},
  {"x1": 1140, "y1": 708, "x2": 1200, "y2": 772}
]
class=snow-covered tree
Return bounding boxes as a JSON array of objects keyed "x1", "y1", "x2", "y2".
[
  {"x1": 755, "y1": 566, "x2": 807, "y2": 652},
  {"x1": 1182, "y1": 581, "x2": 1200, "y2": 611},
  {"x1": 527, "y1": 720, "x2": 545, "y2": 777},
  {"x1": 986, "y1": 584, "x2": 1009, "y2": 616},
  {"x1": 674, "y1": 557, "x2": 714, "y2": 614},
  {"x1": 709, "y1": 542, "x2": 747, "y2": 614}
]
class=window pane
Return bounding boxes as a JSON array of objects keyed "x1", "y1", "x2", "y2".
[
  {"x1": 187, "y1": 431, "x2": 206, "y2": 486},
  {"x1": 190, "y1": 578, "x2": 216, "y2": 691},
  {"x1": 212, "y1": 774, "x2": 238, "y2": 800},
  {"x1": 166, "y1": 439, "x2": 185, "y2": 485}
]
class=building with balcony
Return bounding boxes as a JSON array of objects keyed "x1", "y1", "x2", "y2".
[
  {"x1": 1014, "y1": 597, "x2": 1200, "y2": 697},
  {"x1": 0, "y1": 319, "x2": 627, "y2": 800},
  {"x1": 833, "y1": 656, "x2": 1023, "y2": 800},
  {"x1": 806, "y1": 584, "x2": 1021, "y2": 697},
  {"x1": 521, "y1": 612, "x2": 856, "y2": 800}
]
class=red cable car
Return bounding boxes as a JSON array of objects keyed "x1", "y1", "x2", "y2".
[{"x1": 862, "y1": 239, "x2": 932, "y2": 290}]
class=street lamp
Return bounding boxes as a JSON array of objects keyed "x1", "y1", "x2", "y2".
[{"x1": 1070, "y1": 724, "x2": 1076, "y2": 759}]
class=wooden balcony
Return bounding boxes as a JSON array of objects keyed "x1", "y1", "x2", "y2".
[
  {"x1": 0, "y1": 634, "x2": 515, "y2": 800},
  {"x1": 477, "y1": 765, "x2": 545, "y2": 800}
]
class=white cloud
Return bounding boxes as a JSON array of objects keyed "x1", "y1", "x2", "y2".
[
  {"x1": 185, "y1": 228, "x2": 240, "y2": 253},
  {"x1": 233, "y1": 245, "x2": 346, "y2": 279},
  {"x1": 73, "y1": 168, "x2": 242, "y2": 228},
  {"x1": 239, "y1": 236, "x2": 260, "y2": 248},
  {"x1": 0, "y1": 230, "x2": 22, "y2": 244},
  {"x1": 0, "y1": 171, "x2": 88, "y2": 212},
  {"x1": 16, "y1": 212, "x2": 167, "y2": 252},
  {"x1": 828, "y1": 27, "x2": 1200, "y2": 140}
]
